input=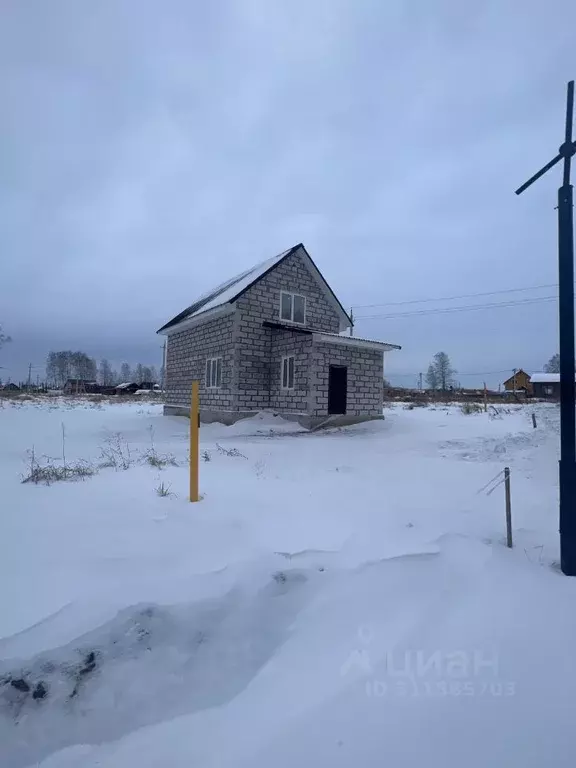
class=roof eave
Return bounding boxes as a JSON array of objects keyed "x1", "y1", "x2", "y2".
[
  {"x1": 312, "y1": 332, "x2": 401, "y2": 352},
  {"x1": 157, "y1": 304, "x2": 235, "y2": 335}
]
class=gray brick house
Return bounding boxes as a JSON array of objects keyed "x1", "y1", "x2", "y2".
[{"x1": 157, "y1": 243, "x2": 400, "y2": 428}]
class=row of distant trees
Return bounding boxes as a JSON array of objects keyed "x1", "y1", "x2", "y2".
[{"x1": 45, "y1": 351, "x2": 160, "y2": 388}]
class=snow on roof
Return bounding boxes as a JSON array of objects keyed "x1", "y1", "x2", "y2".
[
  {"x1": 116, "y1": 382, "x2": 136, "y2": 389},
  {"x1": 530, "y1": 372, "x2": 563, "y2": 383},
  {"x1": 157, "y1": 246, "x2": 297, "y2": 333}
]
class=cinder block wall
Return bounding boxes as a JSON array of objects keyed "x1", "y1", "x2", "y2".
[
  {"x1": 311, "y1": 342, "x2": 383, "y2": 417},
  {"x1": 269, "y1": 331, "x2": 312, "y2": 413},
  {"x1": 235, "y1": 250, "x2": 341, "y2": 411},
  {"x1": 164, "y1": 313, "x2": 235, "y2": 409}
]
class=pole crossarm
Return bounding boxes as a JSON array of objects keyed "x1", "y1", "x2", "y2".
[
  {"x1": 515, "y1": 141, "x2": 576, "y2": 196},
  {"x1": 516, "y1": 81, "x2": 575, "y2": 195}
]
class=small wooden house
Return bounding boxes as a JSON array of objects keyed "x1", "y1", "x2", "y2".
[
  {"x1": 502, "y1": 369, "x2": 532, "y2": 394},
  {"x1": 531, "y1": 373, "x2": 562, "y2": 398}
]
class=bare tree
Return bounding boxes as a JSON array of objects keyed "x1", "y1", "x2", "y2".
[
  {"x1": 99, "y1": 358, "x2": 114, "y2": 386},
  {"x1": 427, "y1": 352, "x2": 456, "y2": 391},
  {"x1": 149, "y1": 365, "x2": 158, "y2": 383},
  {"x1": 134, "y1": 363, "x2": 144, "y2": 383},
  {"x1": 544, "y1": 353, "x2": 560, "y2": 373},
  {"x1": 120, "y1": 362, "x2": 132, "y2": 382},
  {"x1": 425, "y1": 364, "x2": 438, "y2": 390},
  {"x1": 46, "y1": 351, "x2": 97, "y2": 387},
  {"x1": 0, "y1": 324, "x2": 11, "y2": 349}
]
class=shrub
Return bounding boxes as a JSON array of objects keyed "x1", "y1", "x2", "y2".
[{"x1": 461, "y1": 402, "x2": 482, "y2": 415}]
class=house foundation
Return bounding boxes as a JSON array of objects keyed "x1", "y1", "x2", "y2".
[{"x1": 163, "y1": 404, "x2": 384, "y2": 430}]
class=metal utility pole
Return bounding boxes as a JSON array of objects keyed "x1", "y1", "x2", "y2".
[
  {"x1": 27, "y1": 363, "x2": 32, "y2": 389},
  {"x1": 419, "y1": 372, "x2": 423, "y2": 391},
  {"x1": 349, "y1": 308, "x2": 354, "y2": 337},
  {"x1": 516, "y1": 80, "x2": 576, "y2": 576}
]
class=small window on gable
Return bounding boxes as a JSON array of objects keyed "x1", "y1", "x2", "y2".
[
  {"x1": 205, "y1": 357, "x2": 223, "y2": 388},
  {"x1": 281, "y1": 356, "x2": 295, "y2": 389},
  {"x1": 280, "y1": 291, "x2": 306, "y2": 324}
]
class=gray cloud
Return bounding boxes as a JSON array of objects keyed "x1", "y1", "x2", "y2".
[{"x1": 1, "y1": 0, "x2": 574, "y2": 387}]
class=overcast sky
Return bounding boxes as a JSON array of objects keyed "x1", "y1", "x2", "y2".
[{"x1": 1, "y1": 0, "x2": 575, "y2": 388}]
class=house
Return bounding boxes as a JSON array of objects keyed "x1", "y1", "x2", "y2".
[
  {"x1": 157, "y1": 243, "x2": 400, "y2": 428},
  {"x1": 530, "y1": 372, "x2": 567, "y2": 398},
  {"x1": 502, "y1": 369, "x2": 532, "y2": 394},
  {"x1": 116, "y1": 382, "x2": 160, "y2": 395},
  {"x1": 63, "y1": 379, "x2": 98, "y2": 394},
  {"x1": 115, "y1": 382, "x2": 140, "y2": 396}
]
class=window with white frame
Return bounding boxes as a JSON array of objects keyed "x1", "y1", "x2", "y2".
[
  {"x1": 281, "y1": 355, "x2": 295, "y2": 389},
  {"x1": 205, "y1": 357, "x2": 222, "y2": 388},
  {"x1": 280, "y1": 291, "x2": 306, "y2": 324}
]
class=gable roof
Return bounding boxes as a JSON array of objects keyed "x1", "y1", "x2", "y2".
[
  {"x1": 157, "y1": 243, "x2": 352, "y2": 334},
  {"x1": 502, "y1": 369, "x2": 530, "y2": 385}
]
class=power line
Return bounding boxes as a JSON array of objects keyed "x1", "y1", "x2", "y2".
[
  {"x1": 351, "y1": 282, "x2": 559, "y2": 311},
  {"x1": 355, "y1": 295, "x2": 557, "y2": 321},
  {"x1": 391, "y1": 369, "x2": 515, "y2": 377}
]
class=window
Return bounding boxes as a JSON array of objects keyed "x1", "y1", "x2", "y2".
[
  {"x1": 544, "y1": 385, "x2": 554, "y2": 396},
  {"x1": 280, "y1": 291, "x2": 306, "y2": 324},
  {"x1": 205, "y1": 357, "x2": 222, "y2": 388},
  {"x1": 281, "y1": 356, "x2": 295, "y2": 389}
]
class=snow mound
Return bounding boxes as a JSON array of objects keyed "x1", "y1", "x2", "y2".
[{"x1": 0, "y1": 567, "x2": 315, "y2": 768}]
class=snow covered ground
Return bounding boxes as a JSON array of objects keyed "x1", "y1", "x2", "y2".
[{"x1": 1, "y1": 397, "x2": 575, "y2": 767}]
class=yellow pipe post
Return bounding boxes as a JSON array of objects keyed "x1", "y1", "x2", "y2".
[{"x1": 189, "y1": 380, "x2": 200, "y2": 502}]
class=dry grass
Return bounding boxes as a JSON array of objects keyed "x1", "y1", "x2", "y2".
[{"x1": 21, "y1": 449, "x2": 97, "y2": 485}]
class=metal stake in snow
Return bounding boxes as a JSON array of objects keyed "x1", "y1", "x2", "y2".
[
  {"x1": 189, "y1": 381, "x2": 200, "y2": 502},
  {"x1": 516, "y1": 80, "x2": 576, "y2": 576}
]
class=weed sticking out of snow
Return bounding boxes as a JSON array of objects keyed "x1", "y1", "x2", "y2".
[
  {"x1": 155, "y1": 480, "x2": 174, "y2": 498},
  {"x1": 98, "y1": 433, "x2": 133, "y2": 470},
  {"x1": 216, "y1": 443, "x2": 247, "y2": 459},
  {"x1": 142, "y1": 426, "x2": 178, "y2": 469},
  {"x1": 142, "y1": 450, "x2": 178, "y2": 469},
  {"x1": 21, "y1": 448, "x2": 96, "y2": 485}
]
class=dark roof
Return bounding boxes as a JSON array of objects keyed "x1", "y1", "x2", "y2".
[{"x1": 157, "y1": 243, "x2": 352, "y2": 334}]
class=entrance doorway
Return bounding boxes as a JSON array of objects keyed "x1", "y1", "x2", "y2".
[{"x1": 328, "y1": 365, "x2": 347, "y2": 415}]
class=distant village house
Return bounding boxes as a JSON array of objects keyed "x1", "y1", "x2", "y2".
[{"x1": 502, "y1": 369, "x2": 532, "y2": 395}]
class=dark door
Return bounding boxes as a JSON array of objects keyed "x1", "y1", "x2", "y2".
[{"x1": 328, "y1": 365, "x2": 347, "y2": 415}]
